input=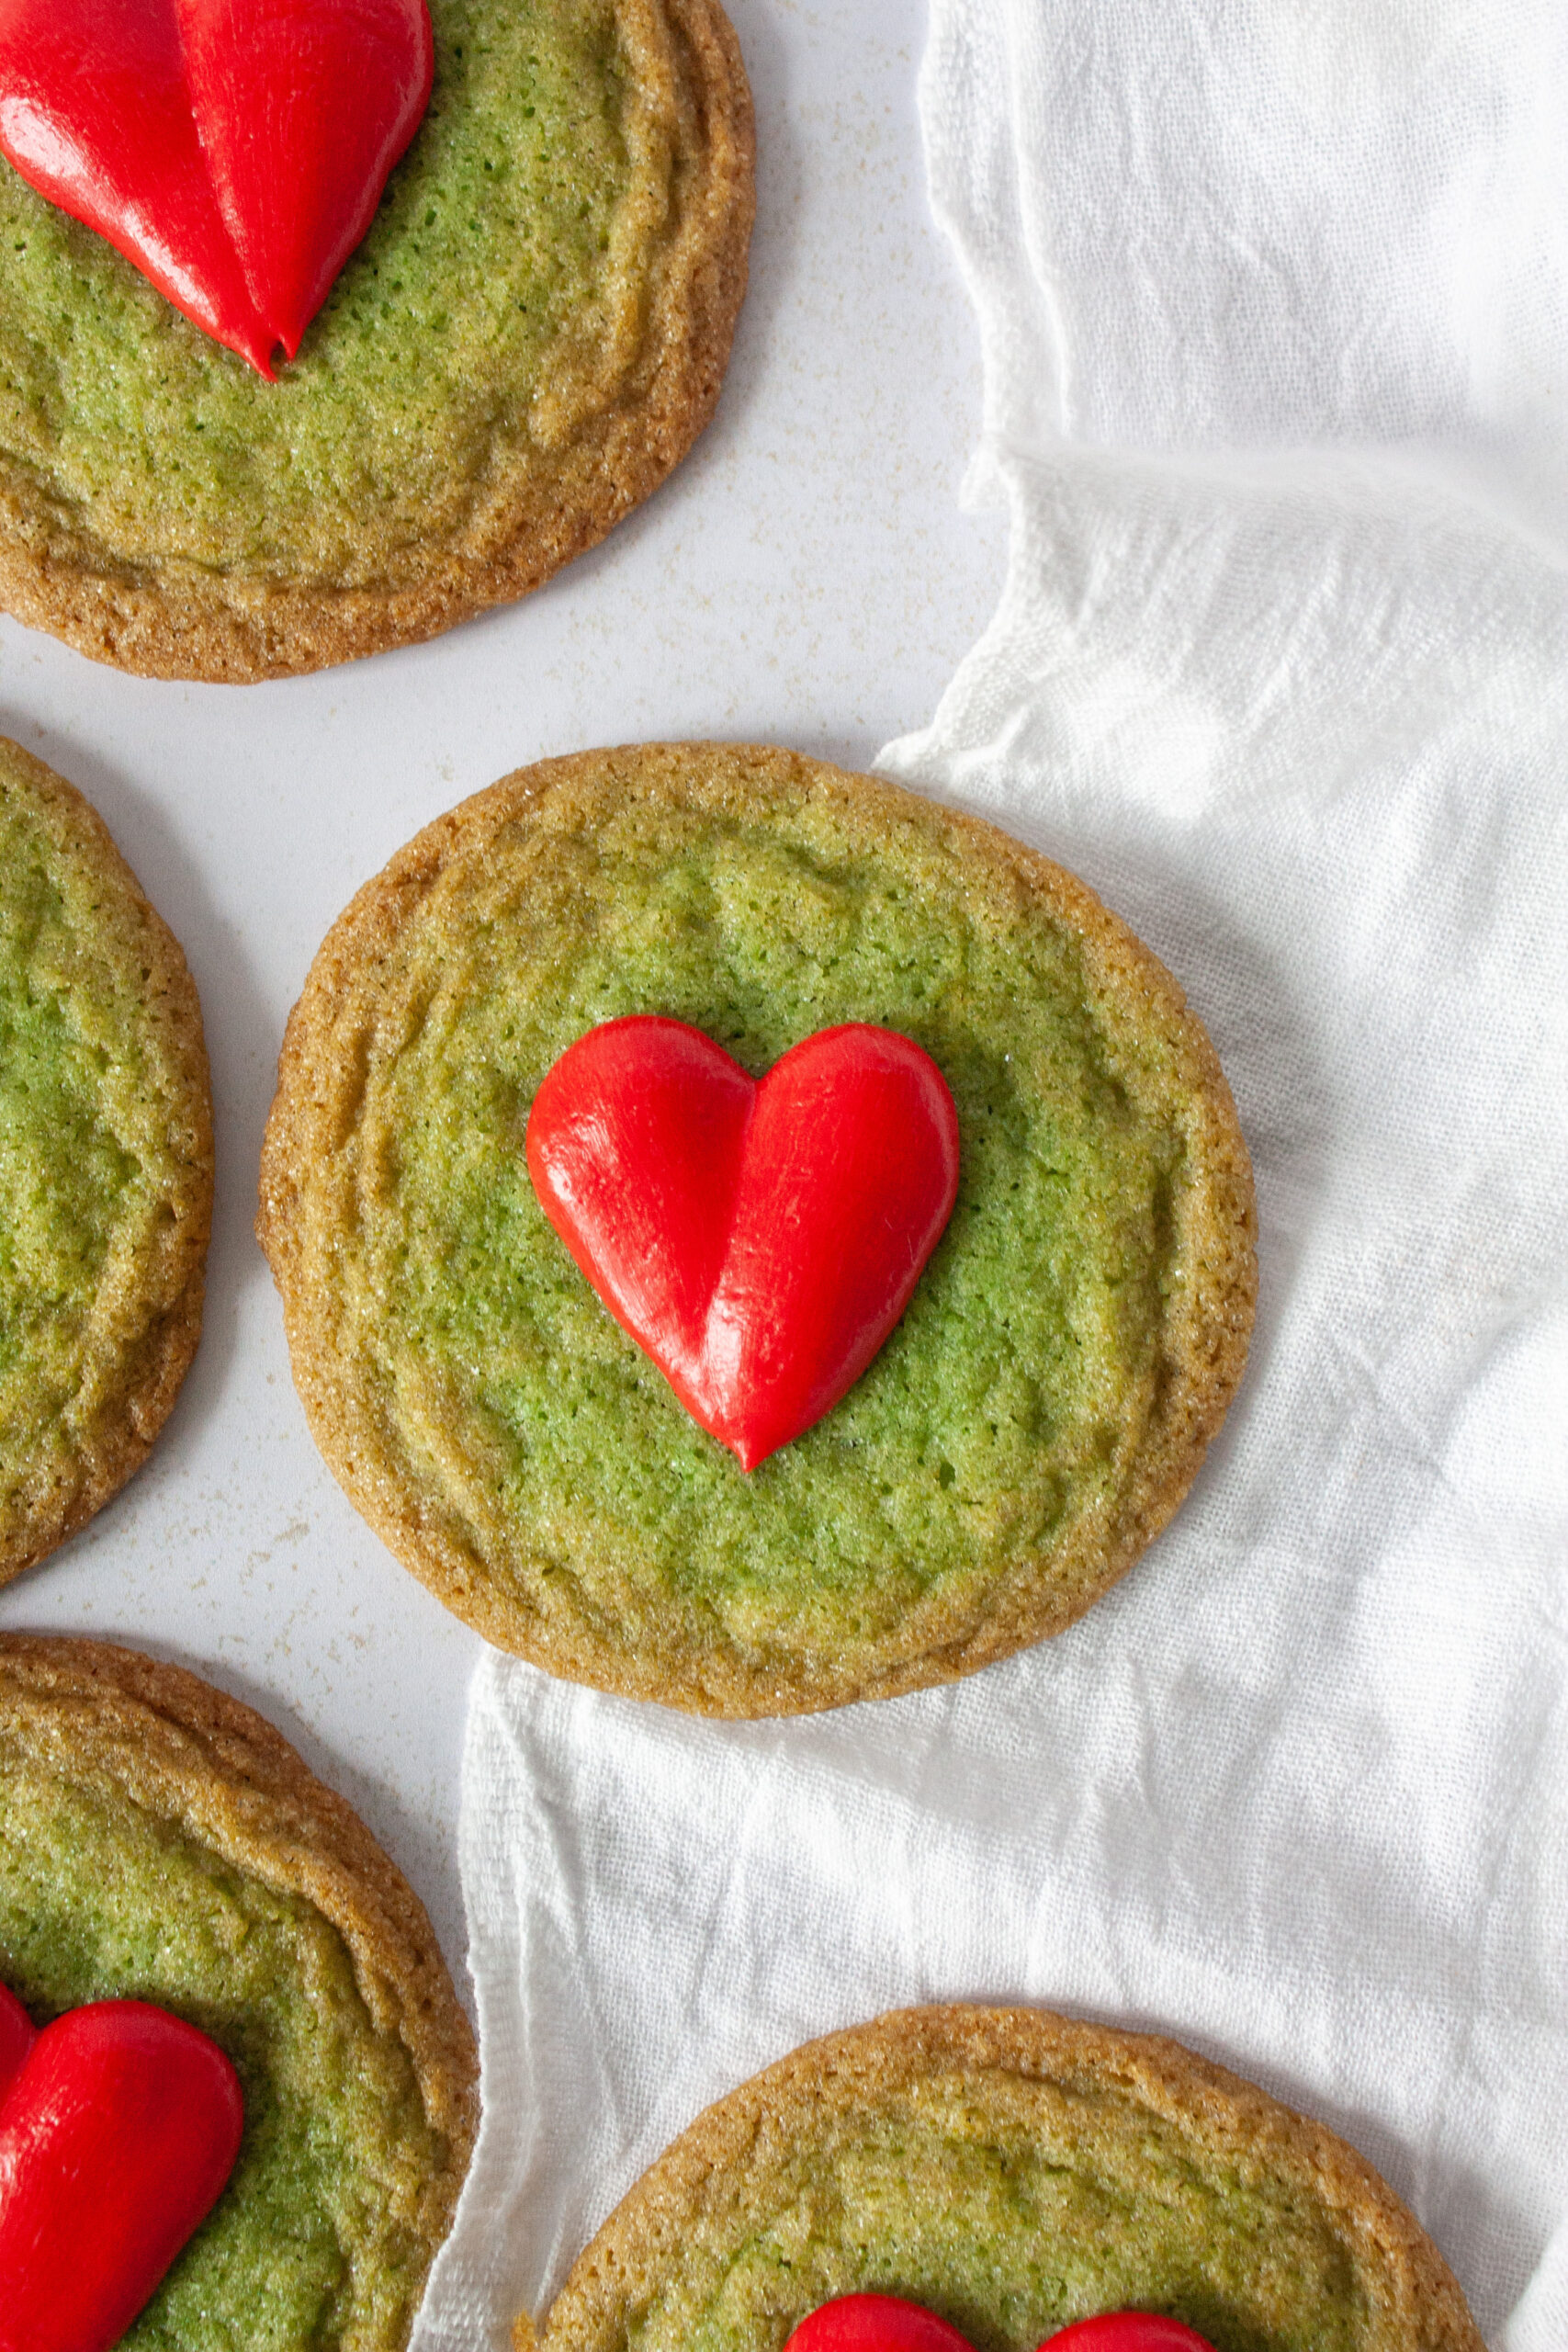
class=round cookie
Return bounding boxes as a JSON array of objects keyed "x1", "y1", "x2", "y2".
[
  {"x1": 0, "y1": 738, "x2": 212, "y2": 1586},
  {"x1": 0, "y1": 0, "x2": 753, "y2": 680},
  {"x1": 258, "y1": 743, "x2": 1256, "y2": 1715},
  {"x1": 531, "y1": 2006, "x2": 1482, "y2": 2352},
  {"x1": 0, "y1": 1633, "x2": 478, "y2": 2350}
]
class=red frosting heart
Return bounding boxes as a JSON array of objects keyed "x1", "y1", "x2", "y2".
[
  {"x1": 0, "y1": 1995, "x2": 244, "y2": 2352},
  {"x1": 785, "y1": 2301, "x2": 1217, "y2": 2352},
  {"x1": 785, "y1": 2298, "x2": 977, "y2": 2352},
  {"x1": 0, "y1": 0, "x2": 432, "y2": 375},
  {"x1": 0, "y1": 1984, "x2": 32, "y2": 2097},
  {"x1": 526, "y1": 1019, "x2": 962, "y2": 1472}
]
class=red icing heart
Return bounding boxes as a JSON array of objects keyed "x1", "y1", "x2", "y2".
[
  {"x1": 526, "y1": 1019, "x2": 961, "y2": 1472},
  {"x1": 0, "y1": 1984, "x2": 32, "y2": 2096},
  {"x1": 0, "y1": 0, "x2": 431, "y2": 375},
  {"x1": 1039, "y1": 2322, "x2": 1219, "y2": 2352},
  {"x1": 0, "y1": 1995, "x2": 243, "y2": 2352},
  {"x1": 785, "y1": 2303, "x2": 1217, "y2": 2352},
  {"x1": 785, "y1": 2298, "x2": 978, "y2": 2352}
]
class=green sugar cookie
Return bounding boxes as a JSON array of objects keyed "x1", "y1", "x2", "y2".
[
  {"x1": 259, "y1": 744, "x2": 1256, "y2": 1714},
  {"x1": 531, "y1": 2007, "x2": 1481, "y2": 2352},
  {"x1": 0, "y1": 737, "x2": 211, "y2": 1586},
  {"x1": 0, "y1": 1634, "x2": 478, "y2": 2352},
  {"x1": 0, "y1": 0, "x2": 753, "y2": 679}
]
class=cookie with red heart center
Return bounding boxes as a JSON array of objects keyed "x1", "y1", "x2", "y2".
[
  {"x1": 0, "y1": 0, "x2": 752, "y2": 677},
  {"x1": 0, "y1": 1634, "x2": 477, "y2": 2352},
  {"x1": 525, "y1": 2007, "x2": 1483, "y2": 2352},
  {"x1": 259, "y1": 742, "x2": 1256, "y2": 1715}
]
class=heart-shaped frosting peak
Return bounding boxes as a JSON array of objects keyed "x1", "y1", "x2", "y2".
[
  {"x1": 526, "y1": 1019, "x2": 961, "y2": 1471},
  {"x1": 0, "y1": 1982, "x2": 32, "y2": 2096},
  {"x1": 784, "y1": 2300, "x2": 1218, "y2": 2352},
  {"x1": 0, "y1": 1995, "x2": 244, "y2": 2352},
  {"x1": 0, "y1": 0, "x2": 432, "y2": 374}
]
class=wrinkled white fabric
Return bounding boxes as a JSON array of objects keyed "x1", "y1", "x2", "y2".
[{"x1": 413, "y1": 6, "x2": 1568, "y2": 2349}]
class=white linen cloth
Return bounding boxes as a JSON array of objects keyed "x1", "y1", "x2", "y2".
[{"x1": 412, "y1": 5, "x2": 1568, "y2": 2348}]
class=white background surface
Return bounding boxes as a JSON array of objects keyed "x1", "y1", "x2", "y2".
[
  {"x1": 0, "y1": 0, "x2": 1003, "y2": 1985},
  {"x1": 6, "y1": 6, "x2": 1566, "y2": 2348}
]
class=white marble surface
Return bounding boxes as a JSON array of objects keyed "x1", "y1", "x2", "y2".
[{"x1": 0, "y1": 0, "x2": 1003, "y2": 1996}]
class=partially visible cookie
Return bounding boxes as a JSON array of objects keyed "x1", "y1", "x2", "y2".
[
  {"x1": 0, "y1": 1633, "x2": 478, "y2": 2350},
  {"x1": 533, "y1": 2006, "x2": 1482, "y2": 2352},
  {"x1": 259, "y1": 742, "x2": 1256, "y2": 1715},
  {"x1": 0, "y1": 0, "x2": 754, "y2": 679},
  {"x1": 0, "y1": 739, "x2": 211, "y2": 1585}
]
